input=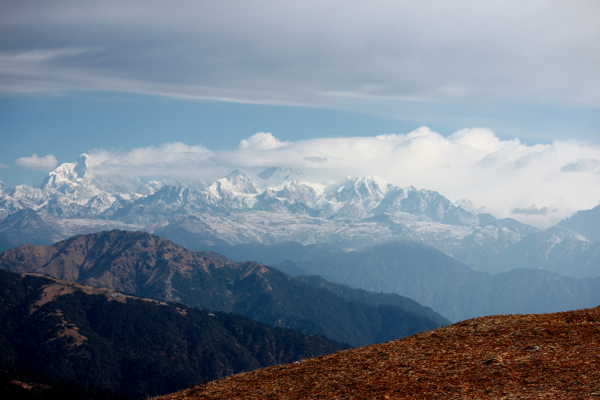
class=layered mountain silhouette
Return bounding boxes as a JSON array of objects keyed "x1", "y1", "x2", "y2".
[
  {"x1": 201, "y1": 241, "x2": 600, "y2": 322},
  {"x1": 0, "y1": 269, "x2": 347, "y2": 399},
  {"x1": 0, "y1": 230, "x2": 447, "y2": 346},
  {"x1": 557, "y1": 203, "x2": 600, "y2": 242}
]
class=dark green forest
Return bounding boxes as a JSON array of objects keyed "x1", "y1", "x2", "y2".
[{"x1": 0, "y1": 270, "x2": 347, "y2": 399}]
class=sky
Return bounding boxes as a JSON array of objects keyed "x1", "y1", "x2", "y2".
[{"x1": 1, "y1": 0, "x2": 599, "y2": 228}]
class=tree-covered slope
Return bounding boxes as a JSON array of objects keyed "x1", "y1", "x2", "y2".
[
  {"x1": 0, "y1": 230, "x2": 447, "y2": 346},
  {"x1": 0, "y1": 270, "x2": 347, "y2": 399}
]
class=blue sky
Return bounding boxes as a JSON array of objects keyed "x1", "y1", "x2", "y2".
[
  {"x1": 3, "y1": 91, "x2": 598, "y2": 188},
  {"x1": 1, "y1": 0, "x2": 599, "y2": 227}
]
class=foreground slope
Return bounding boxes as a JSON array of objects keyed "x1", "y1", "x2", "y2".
[
  {"x1": 0, "y1": 230, "x2": 447, "y2": 346},
  {"x1": 157, "y1": 306, "x2": 600, "y2": 400},
  {"x1": 0, "y1": 270, "x2": 347, "y2": 399}
]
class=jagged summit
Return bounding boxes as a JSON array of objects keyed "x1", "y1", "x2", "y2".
[
  {"x1": 456, "y1": 198, "x2": 477, "y2": 214},
  {"x1": 327, "y1": 176, "x2": 390, "y2": 202},
  {"x1": 3, "y1": 154, "x2": 565, "y2": 275},
  {"x1": 40, "y1": 153, "x2": 95, "y2": 192},
  {"x1": 206, "y1": 169, "x2": 259, "y2": 201},
  {"x1": 7, "y1": 154, "x2": 480, "y2": 226},
  {"x1": 224, "y1": 169, "x2": 259, "y2": 194},
  {"x1": 255, "y1": 167, "x2": 307, "y2": 189}
]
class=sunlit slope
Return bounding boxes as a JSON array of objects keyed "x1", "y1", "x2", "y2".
[{"x1": 157, "y1": 306, "x2": 600, "y2": 400}]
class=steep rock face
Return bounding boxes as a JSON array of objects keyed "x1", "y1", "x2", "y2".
[
  {"x1": 323, "y1": 176, "x2": 390, "y2": 219},
  {"x1": 40, "y1": 153, "x2": 95, "y2": 192},
  {"x1": 0, "y1": 230, "x2": 448, "y2": 347},
  {"x1": 216, "y1": 169, "x2": 260, "y2": 195},
  {"x1": 252, "y1": 180, "x2": 323, "y2": 216}
]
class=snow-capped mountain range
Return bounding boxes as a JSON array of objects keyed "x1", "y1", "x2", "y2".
[
  {"x1": 1, "y1": 154, "x2": 598, "y2": 277},
  {"x1": 0, "y1": 153, "x2": 478, "y2": 223}
]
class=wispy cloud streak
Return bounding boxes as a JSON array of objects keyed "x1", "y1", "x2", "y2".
[
  {"x1": 15, "y1": 154, "x2": 58, "y2": 170},
  {"x1": 1, "y1": 1, "x2": 598, "y2": 109}
]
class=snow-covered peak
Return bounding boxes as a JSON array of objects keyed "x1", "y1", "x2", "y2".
[
  {"x1": 207, "y1": 169, "x2": 259, "y2": 199},
  {"x1": 256, "y1": 167, "x2": 305, "y2": 189},
  {"x1": 225, "y1": 169, "x2": 259, "y2": 194},
  {"x1": 327, "y1": 176, "x2": 390, "y2": 203},
  {"x1": 455, "y1": 199, "x2": 478, "y2": 214},
  {"x1": 41, "y1": 153, "x2": 96, "y2": 192},
  {"x1": 267, "y1": 180, "x2": 323, "y2": 207}
]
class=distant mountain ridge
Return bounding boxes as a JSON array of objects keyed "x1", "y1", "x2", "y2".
[
  {"x1": 1, "y1": 154, "x2": 598, "y2": 278},
  {"x1": 0, "y1": 230, "x2": 447, "y2": 346},
  {"x1": 0, "y1": 154, "x2": 478, "y2": 224},
  {"x1": 203, "y1": 240, "x2": 600, "y2": 322},
  {"x1": 557, "y1": 203, "x2": 600, "y2": 242}
]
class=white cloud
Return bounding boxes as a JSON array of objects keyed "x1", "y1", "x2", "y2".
[
  {"x1": 88, "y1": 143, "x2": 218, "y2": 183},
  {"x1": 560, "y1": 158, "x2": 600, "y2": 172},
  {"x1": 15, "y1": 154, "x2": 58, "y2": 170},
  {"x1": 239, "y1": 132, "x2": 290, "y2": 150},
  {"x1": 86, "y1": 127, "x2": 600, "y2": 228},
  {"x1": 0, "y1": 162, "x2": 8, "y2": 168}
]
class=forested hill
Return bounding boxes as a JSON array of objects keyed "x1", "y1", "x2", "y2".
[
  {"x1": 0, "y1": 270, "x2": 348, "y2": 399},
  {"x1": 0, "y1": 229, "x2": 448, "y2": 346}
]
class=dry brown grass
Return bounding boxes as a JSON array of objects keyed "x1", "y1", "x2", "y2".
[
  {"x1": 155, "y1": 306, "x2": 600, "y2": 399},
  {"x1": 26, "y1": 272, "x2": 167, "y2": 310}
]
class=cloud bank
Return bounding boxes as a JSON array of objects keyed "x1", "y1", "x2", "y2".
[
  {"x1": 15, "y1": 154, "x2": 58, "y2": 170},
  {"x1": 87, "y1": 128, "x2": 600, "y2": 228}
]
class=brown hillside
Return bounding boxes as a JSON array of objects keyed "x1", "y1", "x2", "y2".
[
  {"x1": 0, "y1": 230, "x2": 265, "y2": 306},
  {"x1": 0, "y1": 230, "x2": 448, "y2": 347},
  {"x1": 156, "y1": 306, "x2": 600, "y2": 399}
]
